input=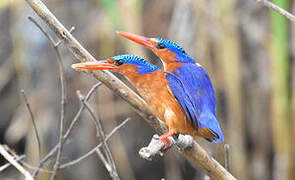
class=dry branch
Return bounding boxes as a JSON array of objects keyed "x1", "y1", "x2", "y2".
[
  {"x1": 28, "y1": 16, "x2": 67, "y2": 180},
  {"x1": 76, "y1": 90, "x2": 101, "y2": 135},
  {"x1": 224, "y1": 144, "x2": 231, "y2": 171},
  {"x1": 0, "y1": 145, "x2": 33, "y2": 180},
  {"x1": 20, "y1": 89, "x2": 41, "y2": 162},
  {"x1": 0, "y1": 154, "x2": 26, "y2": 172},
  {"x1": 77, "y1": 90, "x2": 119, "y2": 180},
  {"x1": 256, "y1": 0, "x2": 295, "y2": 22},
  {"x1": 25, "y1": 0, "x2": 236, "y2": 179},
  {"x1": 60, "y1": 118, "x2": 130, "y2": 169},
  {"x1": 32, "y1": 82, "x2": 101, "y2": 177},
  {"x1": 21, "y1": 160, "x2": 53, "y2": 174}
]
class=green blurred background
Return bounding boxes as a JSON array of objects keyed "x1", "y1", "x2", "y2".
[{"x1": 0, "y1": 0, "x2": 294, "y2": 179}]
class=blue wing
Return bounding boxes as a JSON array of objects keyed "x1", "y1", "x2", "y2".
[
  {"x1": 166, "y1": 72, "x2": 200, "y2": 131},
  {"x1": 168, "y1": 63, "x2": 224, "y2": 143}
]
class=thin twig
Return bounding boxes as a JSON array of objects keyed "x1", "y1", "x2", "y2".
[
  {"x1": 56, "y1": 26, "x2": 75, "y2": 47},
  {"x1": 60, "y1": 118, "x2": 130, "y2": 169},
  {"x1": 28, "y1": 16, "x2": 75, "y2": 179},
  {"x1": 64, "y1": 82, "x2": 102, "y2": 138},
  {"x1": 0, "y1": 155, "x2": 26, "y2": 172},
  {"x1": 76, "y1": 90, "x2": 100, "y2": 134},
  {"x1": 20, "y1": 89, "x2": 42, "y2": 162},
  {"x1": 0, "y1": 145, "x2": 33, "y2": 180},
  {"x1": 256, "y1": 0, "x2": 295, "y2": 22},
  {"x1": 0, "y1": 153, "x2": 52, "y2": 173},
  {"x1": 28, "y1": 16, "x2": 75, "y2": 47},
  {"x1": 77, "y1": 90, "x2": 120, "y2": 179},
  {"x1": 224, "y1": 144, "x2": 230, "y2": 172},
  {"x1": 95, "y1": 149, "x2": 112, "y2": 172},
  {"x1": 50, "y1": 26, "x2": 66, "y2": 180},
  {"x1": 28, "y1": 16, "x2": 67, "y2": 180},
  {"x1": 32, "y1": 82, "x2": 101, "y2": 177},
  {"x1": 21, "y1": 161, "x2": 54, "y2": 173},
  {"x1": 28, "y1": 16, "x2": 56, "y2": 44},
  {"x1": 77, "y1": 91, "x2": 119, "y2": 177}
]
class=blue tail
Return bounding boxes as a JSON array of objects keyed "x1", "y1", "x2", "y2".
[{"x1": 199, "y1": 111, "x2": 224, "y2": 143}]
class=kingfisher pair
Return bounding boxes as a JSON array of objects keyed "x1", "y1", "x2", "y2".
[{"x1": 72, "y1": 31, "x2": 224, "y2": 148}]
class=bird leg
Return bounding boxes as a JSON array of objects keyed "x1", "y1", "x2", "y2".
[
  {"x1": 159, "y1": 132, "x2": 175, "y2": 149},
  {"x1": 139, "y1": 134, "x2": 175, "y2": 160}
]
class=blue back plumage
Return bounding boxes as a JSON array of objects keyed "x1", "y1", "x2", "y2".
[
  {"x1": 172, "y1": 63, "x2": 223, "y2": 143},
  {"x1": 155, "y1": 38, "x2": 223, "y2": 142},
  {"x1": 112, "y1": 54, "x2": 159, "y2": 74},
  {"x1": 176, "y1": 64, "x2": 216, "y2": 114},
  {"x1": 166, "y1": 61, "x2": 224, "y2": 143},
  {"x1": 156, "y1": 38, "x2": 195, "y2": 63},
  {"x1": 166, "y1": 72, "x2": 200, "y2": 131}
]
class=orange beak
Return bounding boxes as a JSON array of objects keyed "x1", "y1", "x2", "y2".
[
  {"x1": 116, "y1": 31, "x2": 153, "y2": 49},
  {"x1": 71, "y1": 60, "x2": 117, "y2": 70}
]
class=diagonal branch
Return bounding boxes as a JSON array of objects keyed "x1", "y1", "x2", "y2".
[
  {"x1": 0, "y1": 145, "x2": 33, "y2": 180},
  {"x1": 0, "y1": 155, "x2": 26, "y2": 172},
  {"x1": 60, "y1": 118, "x2": 130, "y2": 169},
  {"x1": 76, "y1": 90, "x2": 120, "y2": 180},
  {"x1": 20, "y1": 89, "x2": 42, "y2": 163},
  {"x1": 25, "y1": 0, "x2": 236, "y2": 179},
  {"x1": 256, "y1": 0, "x2": 295, "y2": 22}
]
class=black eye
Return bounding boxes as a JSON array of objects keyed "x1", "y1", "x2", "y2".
[
  {"x1": 156, "y1": 43, "x2": 166, "y2": 49},
  {"x1": 115, "y1": 59, "x2": 124, "y2": 66},
  {"x1": 182, "y1": 49, "x2": 186, "y2": 54}
]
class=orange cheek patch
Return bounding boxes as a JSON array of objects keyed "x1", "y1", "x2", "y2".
[
  {"x1": 152, "y1": 49, "x2": 184, "y2": 72},
  {"x1": 152, "y1": 49, "x2": 177, "y2": 63},
  {"x1": 116, "y1": 64, "x2": 139, "y2": 77}
]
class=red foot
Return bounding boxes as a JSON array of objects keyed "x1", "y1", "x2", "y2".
[{"x1": 159, "y1": 132, "x2": 174, "y2": 149}]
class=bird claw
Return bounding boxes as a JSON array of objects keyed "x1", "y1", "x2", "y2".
[
  {"x1": 159, "y1": 132, "x2": 175, "y2": 149},
  {"x1": 139, "y1": 134, "x2": 194, "y2": 161},
  {"x1": 138, "y1": 134, "x2": 175, "y2": 160}
]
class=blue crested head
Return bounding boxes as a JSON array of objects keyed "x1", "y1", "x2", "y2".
[
  {"x1": 156, "y1": 38, "x2": 195, "y2": 63},
  {"x1": 111, "y1": 54, "x2": 160, "y2": 74},
  {"x1": 116, "y1": 31, "x2": 195, "y2": 64}
]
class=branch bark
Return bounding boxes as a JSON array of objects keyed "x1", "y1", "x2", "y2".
[
  {"x1": 25, "y1": 0, "x2": 236, "y2": 179},
  {"x1": 256, "y1": 0, "x2": 295, "y2": 22}
]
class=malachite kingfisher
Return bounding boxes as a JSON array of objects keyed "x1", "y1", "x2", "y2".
[
  {"x1": 117, "y1": 31, "x2": 224, "y2": 143},
  {"x1": 72, "y1": 54, "x2": 220, "y2": 148}
]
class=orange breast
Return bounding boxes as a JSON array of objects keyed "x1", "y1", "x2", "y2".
[{"x1": 126, "y1": 70, "x2": 196, "y2": 136}]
